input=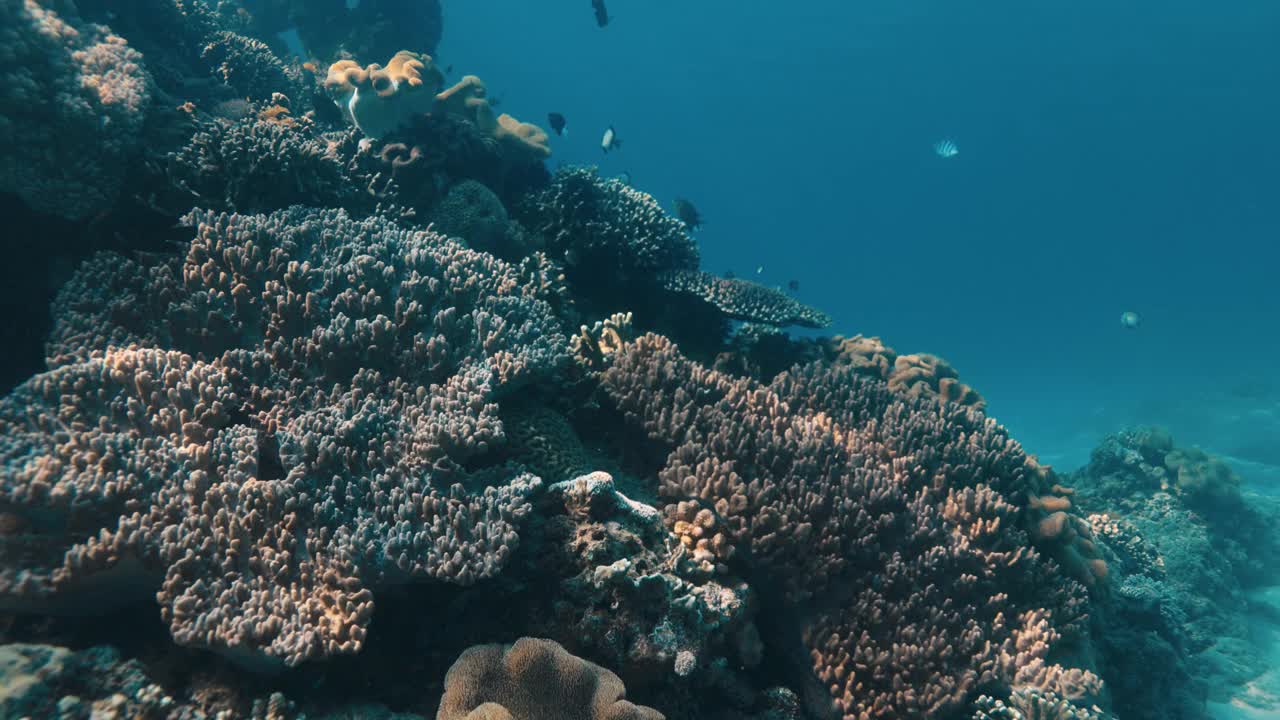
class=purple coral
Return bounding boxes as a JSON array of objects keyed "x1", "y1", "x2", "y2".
[{"x1": 1, "y1": 207, "x2": 568, "y2": 668}]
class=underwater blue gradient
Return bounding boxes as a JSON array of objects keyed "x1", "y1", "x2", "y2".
[{"x1": 438, "y1": 0, "x2": 1280, "y2": 483}]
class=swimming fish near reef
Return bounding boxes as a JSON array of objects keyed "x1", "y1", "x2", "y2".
[
  {"x1": 601, "y1": 125, "x2": 622, "y2": 153},
  {"x1": 592, "y1": 0, "x2": 609, "y2": 27},
  {"x1": 1120, "y1": 310, "x2": 1142, "y2": 329},
  {"x1": 756, "y1": 265, "x2": 764, "y2": 275},
  {"x1": 672, "y1": 197, "x2": 703, "y2": 230},
  {"x1": 548, "y1": 112, "x2": 567, "y2": 136},
  {"x1": 934, "y1": 139, "x2": 960, "y2": 158}
]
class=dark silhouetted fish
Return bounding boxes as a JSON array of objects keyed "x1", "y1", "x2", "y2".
[
  {"x1": 592, "y1": 0, "x2": 609, "y2": 27},
  {"x1": 672, "y1": 197, "x2": 703, "y2": 230},
  {"x1": 548, "y1": 112, "x2": 567, "y2": 136},
  {"x1": 788, "y1": 279, "x2": 800, "y2": 292},
  {"x1": 601, "y1": 125, "x2": 622, "y2": 153}
]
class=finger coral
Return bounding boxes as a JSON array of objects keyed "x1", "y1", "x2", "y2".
[
  {"x1": 599, "y1": 333, "x2": 1099, "y2": 719},
  {"x1": 0, "y1": 0, "x2": 152, "y2": 220},
  {"x1": 437, "y1": 637, "x2": 664, "y2": 720},
  {"x1": 1, "y1": 207, "x2": 569, "y2": 669}
]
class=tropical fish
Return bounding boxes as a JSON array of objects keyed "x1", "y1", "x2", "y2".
[
  {"x1": 548, "y1": 112, "x2": 567, "y2": 136},
  {"x1": 1120, "y1": 310, "x2": 1142, "y2": 329},
  {"x1": 934, "y1": 139, "x2": 959, "y2": 158},
  {"x1": 672, "y1": 197, "x2": 703, "y2": 230},
  {"x1": 601, "y1": 125, "x2": 622, "y2": 153},
  {"x1": 592, "y1": 0, "x2": 609, "y2": 27}
]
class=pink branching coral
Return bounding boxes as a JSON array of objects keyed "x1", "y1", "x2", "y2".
[
  {"x1": 0, "y1": 0, "x2": 152, "y2": 219},
  {"x1": 599, "y1": 333, "x2": 1098, "y2": 719},
  {"x1": 0, "y1": 207, "x2": 568, "y2": 669}
]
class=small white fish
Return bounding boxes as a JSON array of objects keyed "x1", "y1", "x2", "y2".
[
  {"x1": 1120, "y1": 310, "x2": 1142, "y2": 329},
  {"x1": 601, "y1": 125, "x2": 622, "y2": 153},
  {"x1": 756, "y1": 265, "x2": 764, "y2": 275},
  {"x1": 934, "y1": 139, "x2": 959, "y2": 158}
]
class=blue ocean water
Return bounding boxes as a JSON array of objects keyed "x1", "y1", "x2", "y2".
[{"x1": 441, "y1": 0, "x2": 1280, "y2": 486}]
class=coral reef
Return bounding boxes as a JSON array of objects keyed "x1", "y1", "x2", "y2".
[
  {"x1": 597, "y1": 333, "x2": 1099, "y2": 719},
  {"x1": 1, "y1": 207, "x2": 568, "y2": 668},
  {"x1": 2, "y1": 6, "x2": 1254, "y2": 719},
  {"x1": 1070, "y1": 428, "x2": 1280, "y2": 718},
  {"x1": 0, "y1": 0, "x2": 153, "y2": 220}
]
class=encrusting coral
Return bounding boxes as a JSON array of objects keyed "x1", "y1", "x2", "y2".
[
  {"x1": 0, "y1": 0, "x2": 153, "y2": 220},
  {"x1": 0, "y1": 206, "x2": 568, "y2": 669}
]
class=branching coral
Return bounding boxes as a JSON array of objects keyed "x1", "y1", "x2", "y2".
[
  {"x1": 0, "y1": 0, "x2": 153, "y2": 220},
  {"x1": 163, "y1": 112, "x2": 369, "y2": 214},
  {"x1": 598, "y1": 333, "x2": 1098, "y2": 719},
  {"x1": 518, "y1": 167, "x2": 700, "y2": 279},
  {"x1": 201, "y1": 29, "x2": 303, "y2": 102},
  {"x1": 438, "y1": 637, "x2": 664, "y2": 720},
  {"x1": 0, "y1": 207, "x2": 569, "y2": 668}
]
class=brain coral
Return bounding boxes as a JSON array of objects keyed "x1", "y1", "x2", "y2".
[
  {"x1": 0, "y1": 206, "x2": 569, "y2": 669},
  {"x1": 0, "y1": 0, "x2": 152, "y2": 220},
  {"x1": 437, "y1": 637, "x2": 664, "y2": 720},
  {"x1": 598, "y1": 334, "x2": 1098, "y2": 719}
]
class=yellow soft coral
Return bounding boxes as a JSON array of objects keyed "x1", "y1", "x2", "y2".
[
  {"x1": 323, "y1": 50, "x2": 444, "y2": 138},
  {"x1": 435, "y1": 75, "x2": 551, "y2": 158},
  {"x1": 325, "y1": 56, "x2": 552, "y2": 157}
]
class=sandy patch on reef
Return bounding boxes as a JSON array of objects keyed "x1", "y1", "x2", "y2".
[{"x1": 1210, "y1": 586, "x2": 1280, "y2": 720}]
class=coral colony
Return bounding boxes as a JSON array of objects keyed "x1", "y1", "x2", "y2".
[{"x1": 0, "y1": 2, "x2": 1276, "y2": 719}]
